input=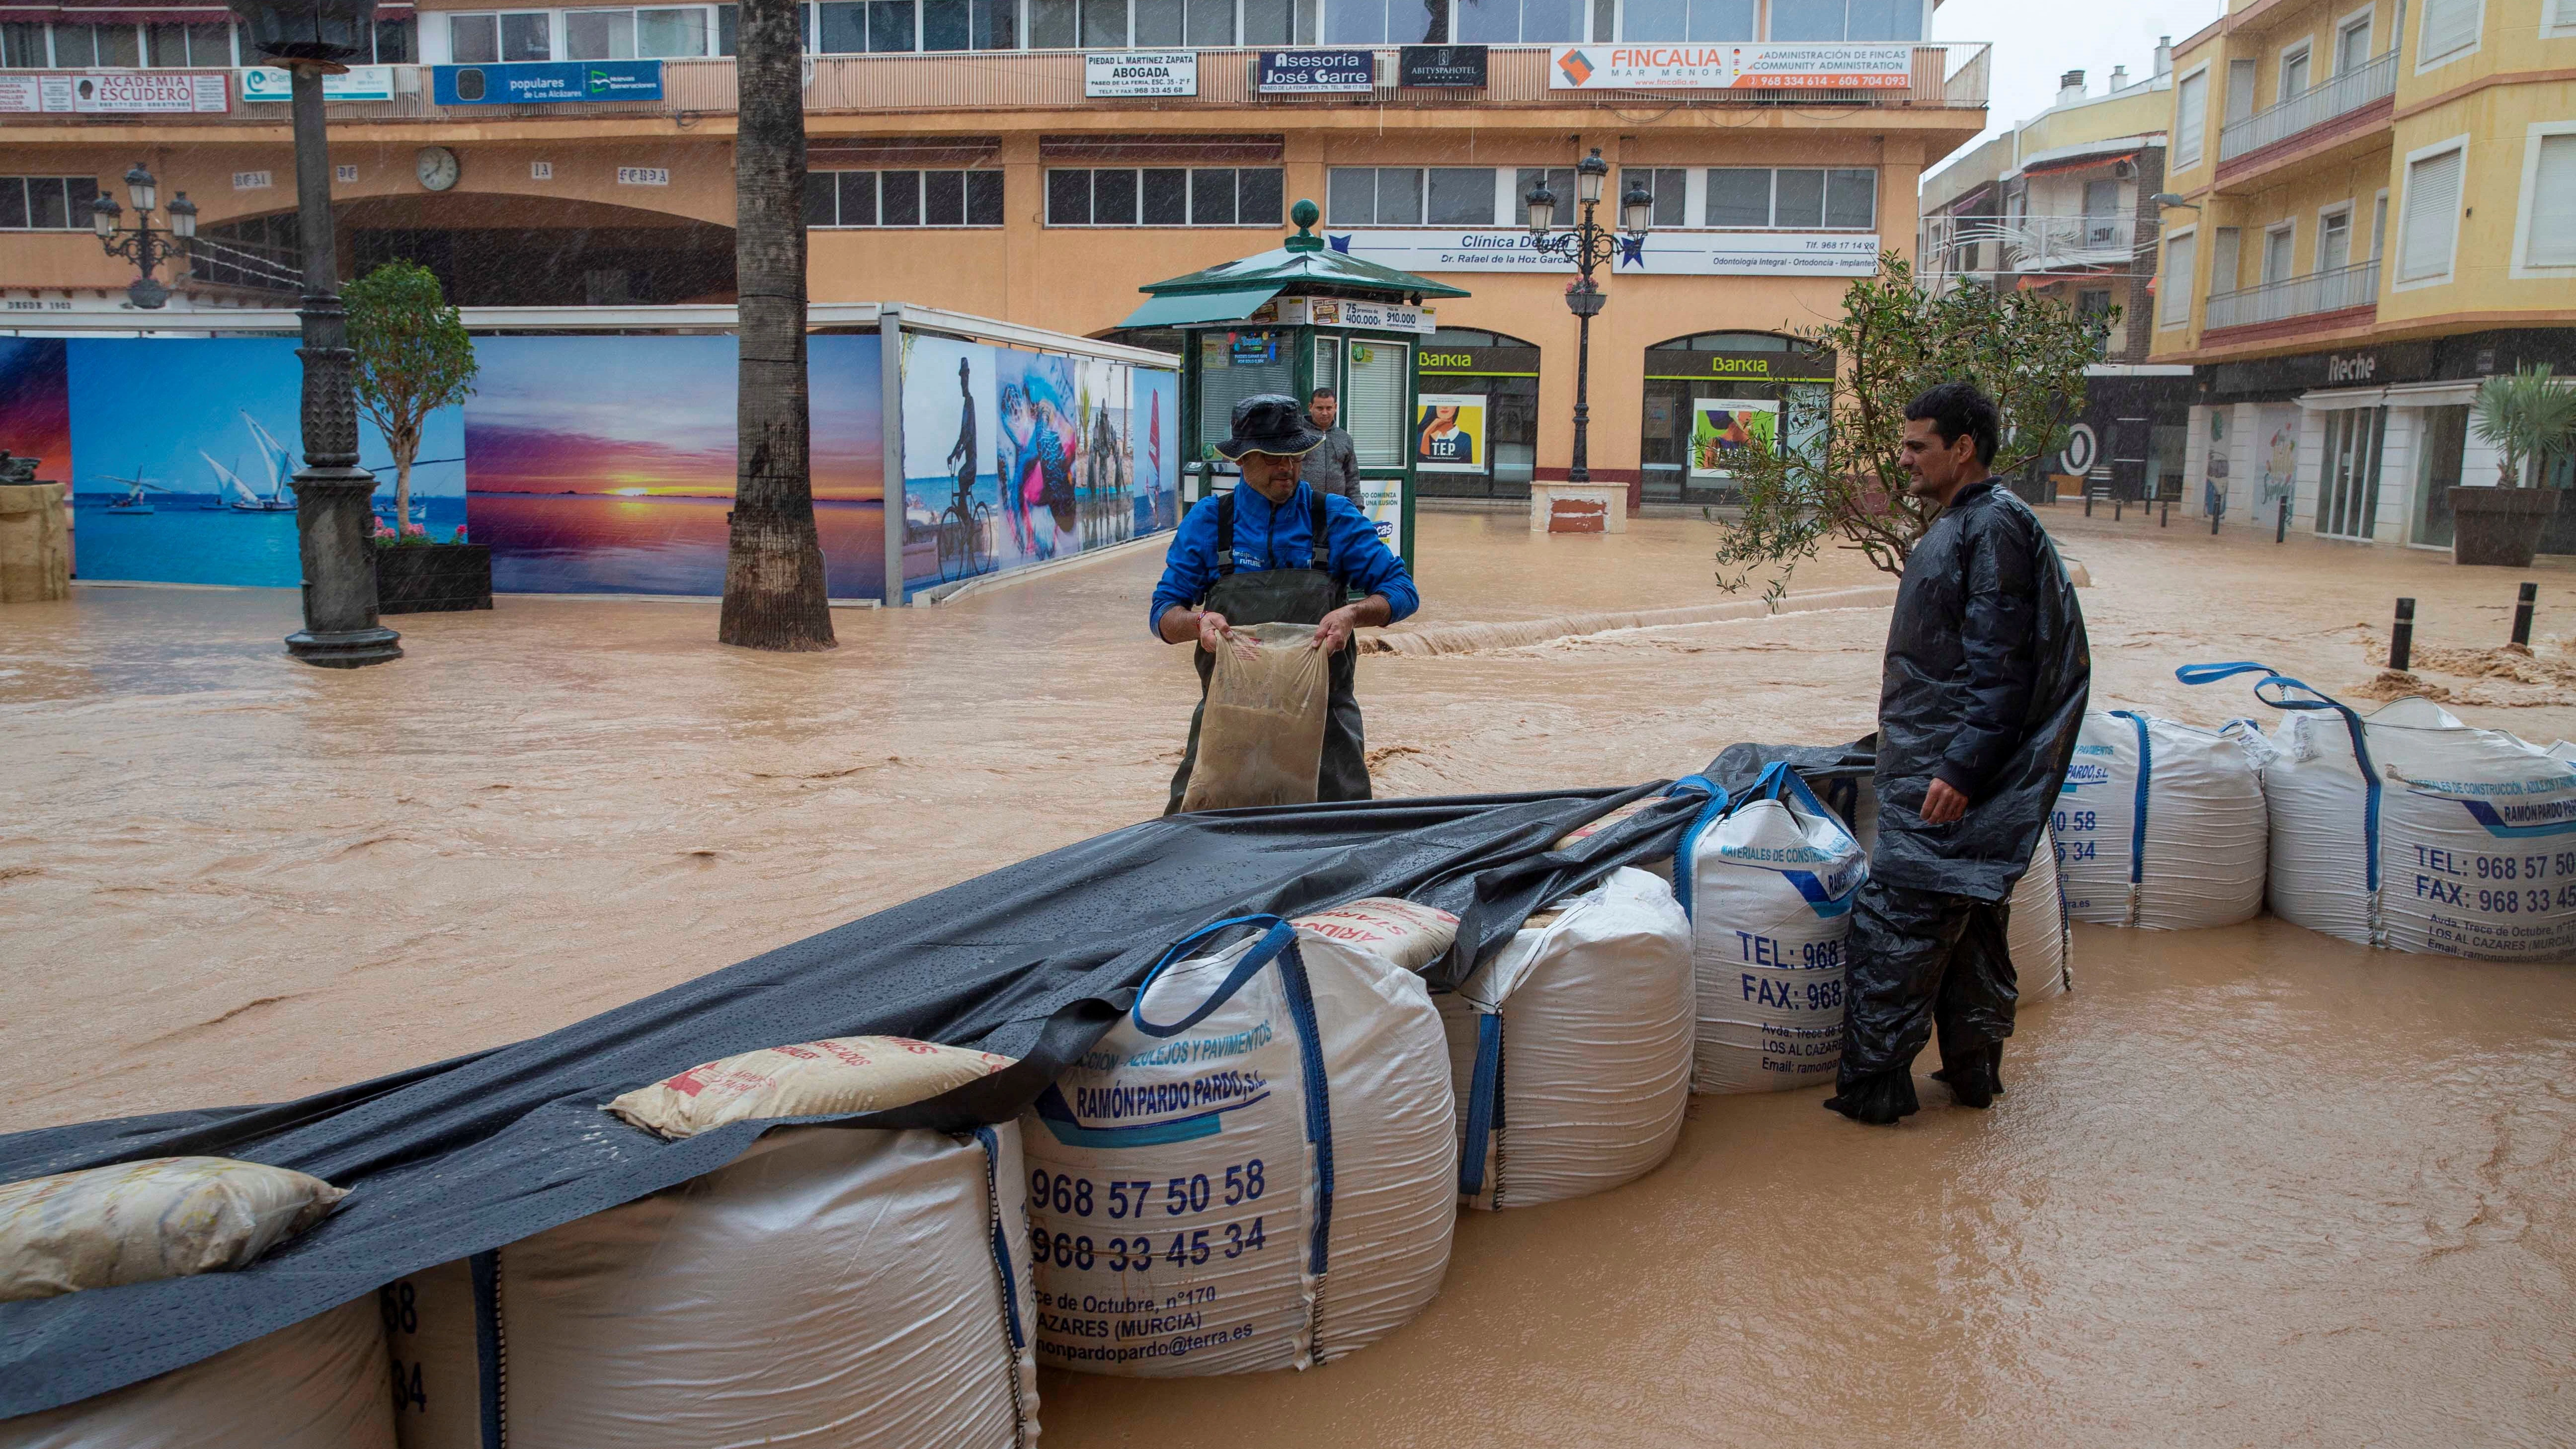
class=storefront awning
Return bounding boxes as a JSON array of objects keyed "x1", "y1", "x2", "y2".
[{"x1": 1117, "y1": 285, "x2": 1283, "y2": 330}]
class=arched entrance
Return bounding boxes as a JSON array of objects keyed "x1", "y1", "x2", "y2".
[
  {"x1": 1640, "y1": 330, "x2": 1834, "y2": 505},
  {"x1": 1414, "y1": 327, "x2": 1538, "y2": 500},
  {"x1": 193, "y1": 194, "x2": 735, "y2": 306}
]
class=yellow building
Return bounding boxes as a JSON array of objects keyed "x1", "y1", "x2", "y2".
[
  {"x1": 2152, "y1": 0, "x2": 2576, "y2": 550},
  {"x1": 2, "y1": 12, "x2": 1987, "y2": 502}
]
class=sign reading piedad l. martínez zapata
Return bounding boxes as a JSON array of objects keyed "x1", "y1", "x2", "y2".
[{"x1": 1550, "y1": 44, "x2": 1914, "y2": 90}]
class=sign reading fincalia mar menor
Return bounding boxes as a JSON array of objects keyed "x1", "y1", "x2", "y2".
[
  {"x1": 1256, "y1": 49, "x2": 1373, "y2": 92},
  {"x1": 1548, "y1": 44, "x2": 1913, "y2": 90},
  {"x1": 431, "y1": 60, "x2": 663, "y2": 105},
  {"x1": 1323, "y1": 229, "x2": 1881, "y2": 276},
  {"x1": 1086, "y1": 51, "x2": 1196, "y2": 96}
]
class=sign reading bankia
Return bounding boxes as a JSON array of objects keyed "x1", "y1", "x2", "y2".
[
  {"x1": 1548, "y1": 44, "x2": 1914, "y2": 90},
  {"x1": 1324, "y1": 228, "x2": 1881, "y2": 277}
]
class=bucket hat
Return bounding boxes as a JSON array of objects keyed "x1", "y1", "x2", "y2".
[{"x1": 1215, "y1": 394, "x2": 1325, "y2": 461}]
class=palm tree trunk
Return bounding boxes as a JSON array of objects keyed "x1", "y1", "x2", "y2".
[{"x1": 720, "y1": 0, "x2": 835, "y2": 651}]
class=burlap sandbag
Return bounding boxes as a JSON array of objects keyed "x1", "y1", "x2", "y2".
[
  {"x1": 1180, "y1": 620, "x2": 1330, "y2": 812},
  {"x1": 0, "y1": 1157, "x2": 345, "y2": 1303},
  {"x1": 605, "y1": 1035, "x2": 1014, "y2": 1139}
]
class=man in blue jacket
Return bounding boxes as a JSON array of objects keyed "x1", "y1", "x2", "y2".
[{"x1": 1153, "y1": 394, "x2": 1420, "y2": 812}]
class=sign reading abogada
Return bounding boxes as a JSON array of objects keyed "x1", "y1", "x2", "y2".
[{"x1": 1548, "y1": 44, "x2": 1914, "y2": 90}]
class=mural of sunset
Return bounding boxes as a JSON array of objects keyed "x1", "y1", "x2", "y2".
[
  {"x1": 465, "y1": 334, "x2": 885, "y2": 596},
  {"x1": 0, "y1": 339, "x2": 71, "y2": 485}
]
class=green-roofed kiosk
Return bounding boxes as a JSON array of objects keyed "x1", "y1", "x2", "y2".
[{"x1": 1123, "y1": 198, "x2": 1470, "y2": 567}]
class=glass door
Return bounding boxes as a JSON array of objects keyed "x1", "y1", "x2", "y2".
[
  {"x1": 2413, "y1": 404, "x2": 2467, "y2": 547},
  {"x1": 1344, "y1": 336, "x2": 1413, "y2": 557},
  {"x1": 2315, "y1": 406, "x2": 2386, "y2": 539}
]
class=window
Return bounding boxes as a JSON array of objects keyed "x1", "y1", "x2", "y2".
[
  {"x1": 809, "y1": 169, "x2": 1005, "y2": 226},
  {"x1": 2210, "y1": 227, "x2": 2242, "y2": 291},
  {"x1": 1047, "y1": 167, "x2": 1284, "y2": 226},
  {"x1": 1124, "y1": 0, "x2": 1244, "y2": 43},
  {"x1": 2335, "y1": 14, "x2": 2371, "y2": 71},
  {"x1": 2370, "y1": 191, "x2": 2387, "y2": 258},
  {"x1": 2225, "y1": 57, "x2": 2257, "y2": 128},
  {"x1": 1324, "y1": 0, "x2": 1436, "y2": 43},
  {"x1": 1767, "y1": 0, "x2": 1920, "y2": 41},
  {"x1": 816, "y1": 0, "x2": 915, "y2": 50},
  {"x1": 2082, "y1": 178, "x2": 2119, "y2": 244},
  {"x1": 1618, "y1": 0, "x2": 1752, "y2": 40},
  {"x1": 2399, "y1": 142, "x2": 2465, "y2": 284},
  {"x1": 48, "y1": 23, "x2": 143, "y2": 66},
  {"x1": 1513, "y1": 166, "x2": 1575, "y2": 226},
  {"x1": 2319, "y1": 207, "x2": 2351, "y2": 271},
  {"x1": 2174, "y1": 69, "x2": 2208, "y2": 167},
  {"x1": 2262, "y1": 222, "x2": 2295, "y2": 282},
  {"x1": 0, "y1": 177, "x2": 102, "y2": 231},
  {"x1": 567, "y1": 9, "x2": 636, "y2": 56},
  {"x1": 1328, "y1": 167, "x2": 1492, "y2": 226},
  {"x1": 2279, "y1": 41, "x2": 2309, "y2": 100},
  {"x1": 450, "y1": 12, "x2": 551, "y2": 62},
  {"x1": 2520, "y1": 130, "x2": 2576, "y2": 268},
  {"x1": 2160, "y1": 230, "x2": 2196, "y2": 325},
  {"x1": 147, "y1": 21, "x2": 235, "y2": 65},
  {"x1": 1703, "y1": 167, "x2": 1874, "y2": 229},
  {"x1": 2417, "y1": 0, "x2": 2481, "y2": 67},
  {"x1": 1455, "y1": 0, "x2": 1584, "y2": 43},
  {"x1": 0, "y1": 23, "x2": 42, "y2": 66},
  {"x1": 915, "y1": 0, "x2": 1016, "y2": 47},
  {"x1": 374, "y1": 16, "x2": 416, "y2": 61},
  {"x1": 1622, "y1": 167, "x2": 1688, "y2": 228},
  {"x1": 2077, "y1": 288, "x2": 2113, "y2": 322},
  {"x1": 2551, "y1": 0, "x2": 2576, "y2": 36}
]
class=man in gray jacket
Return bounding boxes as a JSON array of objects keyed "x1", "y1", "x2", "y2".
[{"x1": 1298, "y1": 386, "x2": 1361, "y2": 502}]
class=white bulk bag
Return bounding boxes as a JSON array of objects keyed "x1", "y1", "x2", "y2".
[
  {"x1": 2184, "y1": 663, "x2": 2576, "y2": 959},
  {"x1": 387, "y1": 1124, "x2": 1038, "y2": 1449},
  {"x1": 1021, "y1": 902, "x2": 1456, "y2": 1376},
  {"x1": 2006, "y1": 822, "x2": 2071, "y2": 1002},
  {"x1": 1440, "y1": 869, "x2": 1694, "y2": 1210},
  {"x1": 2054, "y1": 710, "x2": 2268, "y2": 930},
  {"x1": 0, "y1": 1296, "x2": 394, "y2": 1449},
  {"x1": 1680, "y1": 764, "x2": 1867, "y2": 1094}
]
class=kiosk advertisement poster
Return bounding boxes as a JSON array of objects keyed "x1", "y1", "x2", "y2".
[
  {"x1": 1356, "y1": 479, "x2": 1405, "y2": 557},
  {"x1": 1413, "y1": 394, "x2": 1485, "y2": 473},
  {"x1": 1688, "y1": 398, "x2": 1777, "y2": 480},
  {"x1": 899, "y1": 333, "x2": 1177, "y2": 596}
]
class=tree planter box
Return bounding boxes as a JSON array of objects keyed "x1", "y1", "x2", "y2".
[
  {"x1": 374, "y1": 543, "x2": 492, "y2": 613},
  {"x1": 2449, "y1": 486, "x2": 2560, "y2": 567}
]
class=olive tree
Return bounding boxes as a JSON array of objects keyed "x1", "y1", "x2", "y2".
[
  {"x1": 346, "y1": 260, "x2": 477, "y2": 540},
  {"x1": 1713, "y1": 256, "x2": 2109, "y2": 595}
]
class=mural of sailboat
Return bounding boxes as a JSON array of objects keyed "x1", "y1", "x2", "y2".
[
  {"x1": 223, "y1": 409, "x2": 298, "y2": 512},
  {"x1": 94, "y1": 469, "x2": 171, "y2": 514}
]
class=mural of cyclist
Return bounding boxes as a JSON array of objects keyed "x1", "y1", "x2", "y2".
[{"x1": 945, "y1": 355, "x2": 977, "y2": 521}]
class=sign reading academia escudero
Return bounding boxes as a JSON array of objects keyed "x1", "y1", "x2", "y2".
[
  {"x1": 1548, "y1": 43, "x2": 1913, "y2": 90},
  {"x1": 1256, "y1": 49, "x2": 1374, "y2": 92},
  {"x1": 431, "y1": 60, "x2": 664, "y2": 105},
  {"x1": 0, "y1": 71, "x2": 228, "y2": 113},
  {"x1": 1085, "y1": 51, "x2": 1197, "y2": 96}
]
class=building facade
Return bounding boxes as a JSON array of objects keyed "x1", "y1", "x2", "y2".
[
  {"x1": 2152, "y1": 0, "x2": 2576, "y2": 549},
  {"x1": 1922, "y1": 45, "x2": 2193, "y2": 505},
  {"x1": 2, "y1": 9, "x2": 1988, "y2": 500}
]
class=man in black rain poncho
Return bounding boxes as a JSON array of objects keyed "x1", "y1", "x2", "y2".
[{"x1": 1829, "y1": 382, "x2": 2090, "y2": 1126}]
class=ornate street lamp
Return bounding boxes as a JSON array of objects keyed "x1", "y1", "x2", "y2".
[
  {"x1": 1527, "y1": 149, "x2": 1654, "y2": 486},
  {"x1": 89, "y1": 164, "x2": 198, "y2": 310},
  {"x1": 228, "y1": 0, "x2": 401, "y2": 667}
]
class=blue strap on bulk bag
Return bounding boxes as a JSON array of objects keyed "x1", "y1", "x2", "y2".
[
  {"x1": 1666, "y1": 774, "x2": 1728, "y2": 920},
  {"x1": 2109, "y1": 709, "x2": 2155, "y2": 920},
  {"x1": 1457, "y1": 1013, "x2": 1504, "y2": 1200},
  {"x1": 2178, "y1": 661, "x2": 2383, "y2": 898}
]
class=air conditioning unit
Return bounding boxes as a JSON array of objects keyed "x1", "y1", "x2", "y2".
[{"x1": 2112, "y1": 158, "x2": 2138, "y2": 180}]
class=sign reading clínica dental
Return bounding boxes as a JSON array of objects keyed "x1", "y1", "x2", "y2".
[
  {"x1": 1549, "y1": 44, "x2": 1914, "y2": 90},
  {"x1": 1085, "y1": 51, "x2": 1197, "y2": 96},
  {"x1": 242, "y1": 65, "x2": 394, "y2": 102},
  {"x1": 432, "y1": 60, "x2": 664, "y2": 106},
  {"x1": 1397, "y1": 45, "x2": 1487, "y2": 87},
  {"x1": 1256, "y1": 49, "x2": 1374, "y2": 93},
  {"x1": 1324, "y1": 228, "x2": 1880, "y2": 277},
  {"x1": 0, "y1": 72, "x2": 229, "y2": 113}
]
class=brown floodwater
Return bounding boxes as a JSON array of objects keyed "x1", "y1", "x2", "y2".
[{"x1": 5, "y1": 507, "x2": 2576, "y2": 1443}]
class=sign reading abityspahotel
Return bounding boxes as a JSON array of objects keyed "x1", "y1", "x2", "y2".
[
  {"x1": 1086, "y1": 51, "x2": 1196, "y2": 96},
  {"x1": 1549, "y1": 44, "x2": 1913, "y2": 90},
  {"x1": 1325, "y1": 228, "x2": 1881, "y2": 276}
]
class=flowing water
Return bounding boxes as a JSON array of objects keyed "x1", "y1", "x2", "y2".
[{"x1": 3, "y1": 508, "x2": 2574, "y2": 1442}]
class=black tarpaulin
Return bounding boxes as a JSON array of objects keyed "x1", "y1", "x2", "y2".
[{"x1": 0, "y1": 784, "x2": 1704, "y2": 1419}]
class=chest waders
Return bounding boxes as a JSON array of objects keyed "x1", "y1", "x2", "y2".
[{"x1": 1163, "y1": 489, "x2": 1372, "y2": 814}]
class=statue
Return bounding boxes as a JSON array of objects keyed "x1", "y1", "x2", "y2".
[{"x1": 0, "y1": 450, "x2": 39, "y2": 486}]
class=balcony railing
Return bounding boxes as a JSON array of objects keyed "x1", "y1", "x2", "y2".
[
  {"x1": 0, "y1": 43, "x2": 1988, "y2": 123},
  {"x1": 1924, "y1": 213, "x2": 2145, "y2": 275},
  {"x1": 2204, "y1": 257, "x2": 2379, "y2": 329},
  {"x1": 2217, "y1": 49, "x2": 2395, "y2": 164}
]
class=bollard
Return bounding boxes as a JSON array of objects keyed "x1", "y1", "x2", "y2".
[
  {"x1": 2211, "y1": 507, "x2": 2221, "y2": 536},
  {"x1": 2085, "y1": 493, "x2": 2093, "y2": 518},
  {"x1": 2276, "y1": 499, "x2": 2289, "y2": 543},
  {"x1": 2513, "y1": 581, "x2": 2537, "y2": 647},
  {"x1": 2391, "y1": 598, "x2": 2415, "y2": 672},
  {"x1": 2115, "y1": 495, "x2": 2123, "y2": 522},
  {"x1": 2162, "y1": 501, "x2": 2170, "y2": 527}
]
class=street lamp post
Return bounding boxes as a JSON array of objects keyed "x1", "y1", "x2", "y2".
[
  {"x1": 228, "y1": 0, "x2": 401, "y2": 667},
  {"x1": 1526, "y1": 148, "x2": 1654, "y2": 485},
  {"x1": 89, "y1": 164, "x2": 198, "y2": 310}
]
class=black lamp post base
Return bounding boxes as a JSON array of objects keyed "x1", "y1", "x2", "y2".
[{"x1": 285, "y1": 625, "x2": 403, "y2": 668}]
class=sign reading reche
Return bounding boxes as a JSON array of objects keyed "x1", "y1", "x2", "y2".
[
  {"x1": 1548, "y1": 44, "x2": 1913, "y2": 90},
  {"x1": 0, "y1": 72, "x2": 229, "y2": 113},
  {"x1": 242, "y1": 65, "x2": 394, "y2": 102},
  {"x1": 1086, "y1": 51, "x2": 1196, "y2": 96},
  {"x1": 1256, "y1": 49, "x2": 1373, "y2": 93},
  {"x1": 1325, "y1": 228, "x2": 1881, "y2": 276},
  {"x1": 432, "y1": 60, "x2": 664, "y2": 105}
]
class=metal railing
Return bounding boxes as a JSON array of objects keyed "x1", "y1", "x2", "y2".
[
  {"x1": 0, "y1": 43, "x2": 1988, "y2": 124},
  {"x1": 2204, "y1": 256, "x2": 2380, "y2": 329},
  {"x1": 1924, "y1": 213, "x2": 2146, "y2": 274},
  {"x1": 2217, "y1": 49, "x2": 2395, "y2": 164}
]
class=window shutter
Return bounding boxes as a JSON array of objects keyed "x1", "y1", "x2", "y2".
[
  {"x1": 2530, "y1": 135, "x2": 2576, "y2": 266},
  {"x1": 2175, "y1": 73, "x2": 2207, "y2": 166},
  {"x1": 2162, "y1": 232, "x2": 2197, "y2": 324},
  {"x1": 2418, "y1": 0, "x2": 2479, "y2": 64},
  {"x1": 2400, "y1": 146, "x2": 2464, "y2": 282}
]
